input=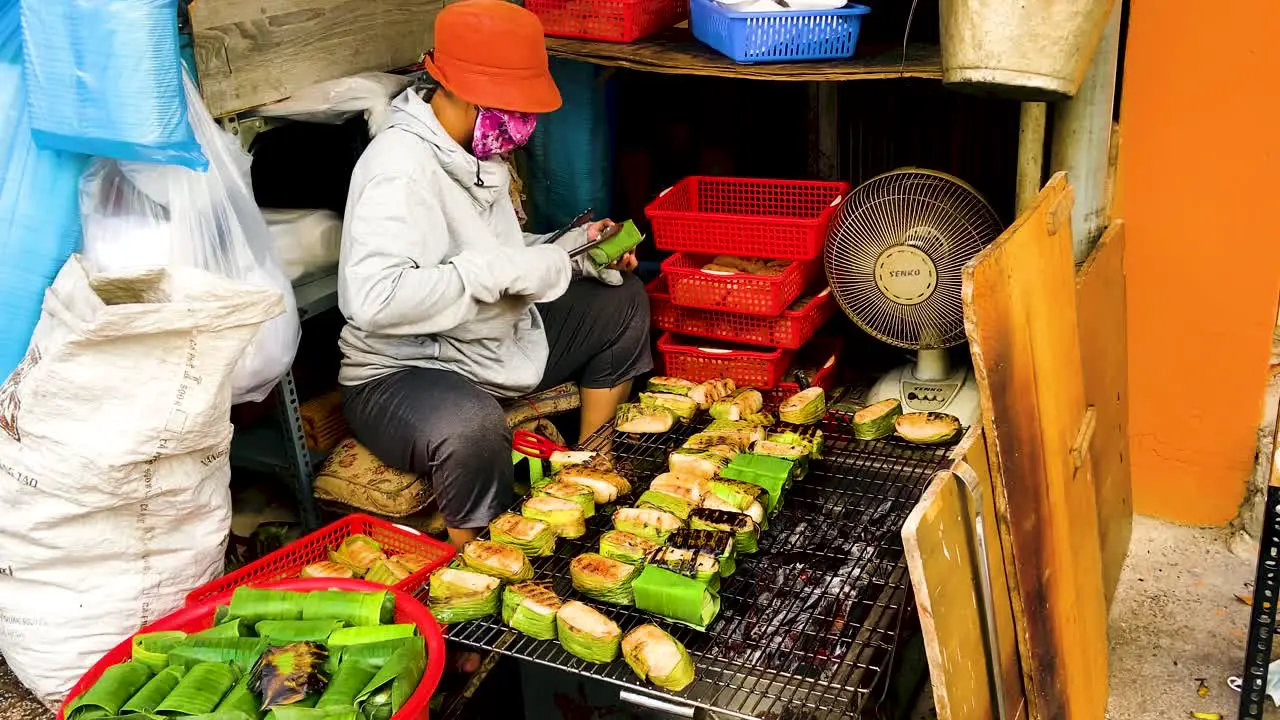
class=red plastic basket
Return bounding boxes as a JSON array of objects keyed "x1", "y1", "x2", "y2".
[
  {"x1": 645, "y1": 177, "x2": 851, "y2": 261},
  {"x1": 661, "y1": 253, "x2": 819, "y2": 317},
  {"x1": 187, "y1": 514, "x2": 455, "y2": 605},
  {"x1": 527, "y1": 0, "x2": 686, "y2": 42},
  {"x1": 764, "y1": 339, "x2": 842, "y2": 406},
  {"x1": 648, "y1": 275, "x2": 834, "y2": 349},
  {"x1": 58, "y1": 579, "x2": 446, "y2": 720},
  {"x1": 657, "y1": 333, "x2": 793, "y2": 389}
]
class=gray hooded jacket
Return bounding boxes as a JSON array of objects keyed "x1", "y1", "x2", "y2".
[{"x1": 337, "y1": 90, "x2": 621, "y2": 396}]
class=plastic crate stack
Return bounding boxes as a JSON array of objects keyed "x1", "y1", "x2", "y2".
[
  {"x1": 526, "y1": 0, "x2": 687, "y2": 43},
  {"x1": 644, "y1": 176, "x2": 850, "y2": 405}
]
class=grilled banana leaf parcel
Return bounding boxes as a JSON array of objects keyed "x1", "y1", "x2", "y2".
[
  {"x1": 65, "y1": 661, "x2": 154, "y2": 720},
  {"x1": 352, "y1": 639, "x2": 425, "y2": 720},
  {"x1": 556, "y1": 465, "x2": 632, "y2": 504},
  {"x1": 688, "y1": 378, "x2": 735, "y2": 409},
  {"x1": 249, "y1": 642, "x2": 329, "y2": 709},
  {"x1": 556, "y1": 601, "x2": 622, "y2": 664},
  {"x1": 646, "y1": 376, "x2": 697, "y2": 396},
  {"x1": 767, "y1": 429, "x2": 823, "y2": 460},
  {"x1": 533, "y1": 480, "x2": 597, "y2": 519},
  {"x1": 522, "y1": 495, "x2": 588, "y2": 539},
  {"x1": 701, "y1": 490, "x2": 766, "y2": 527},
  {"x1": 667, "y1": 448, "x2": 728, "y2": 480},
  {"x1": 157, "y1": 661, "x2": 239, "y2": 715},
  {"x1": 644, "y1": 547, "x2": 721, "y2": 587},
  {"x1": 364, "y1": 558, "x2": 413, "y2": 587},
  {"x1": 462, "y1": 540, "x2": 536, "y2": 582},
  {"x1": 650, "y1": 472, "x2": 710, "y2": 501},
  {"x1": 709, "y1": 389, "x2": 764, "y2": 422},
  {"x1": 639, "y1": 392, "x2": 699, "y2": 422},
  {"x1": 549, "y1": 450, "x2": 597, "y2": 472},
  {"x1": 637, "y1": 489, "x2": 698, "y2": 520},
  {"x1": 622, "y1": 625, "x2": 696, "y2": 692},
  {"x1": 683, "y1": 431, "x2": 755, "y2": 453},
  {"x1": 612, "y1": 507, "x2": 685, "y2": 544},
  {"x1": 570, "y1": 553, "x2": 641, "y2": 606},
  {"x1": 489, "y1": 512, "x2": 557, "y2": 557},
  {"x1": 894, "y1": 412, "x2": 962, "y2": 445},
  {"x1": 427, "y1": 567, "x2": 501, "y2": 624},
  {"x1": 632, "y1": 566, "x2": 721, "y2": 631},
  {"x1": 666, "y1": 528, "x2": 737, "y2": 577},
  {"x1": 502, "y1": 582, "x2": 563, "y2": 640},
  {"x1": 708, "y1": 477, "x2": 769, "y2": 514},
  {"x1": 689, "y1": 508, "x2": 760, "y2": 554},
  {"x1": 852, "y1": 398, "x2": 903, "y2": 440},
  {"x1": 615, "y1": 403, "x2": 677, "y2": 434},
  {"x1": 328, "y1": 534, "x2": 386, "y2": 575},
  {"x1": 598, "y1": 530, "x2": 658, "y2": 565},
  {"x1": 778, "y1": 387, "x2": 826, "y2": 425},
  {"x1": 299, "y1": 561, "x2": 356, "y2": 580}
]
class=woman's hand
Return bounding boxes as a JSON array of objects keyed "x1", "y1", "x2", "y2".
[
  {"x1": 609, "y1": 251, "x2": 638, "y2": 272},
  {"x1": 585, "y1": 219, "x2": 614, "y2": 242}
]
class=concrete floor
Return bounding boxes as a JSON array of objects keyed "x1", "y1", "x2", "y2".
[{"x1": 2, "y1": 514, "x2": 1274, "y2": 720}]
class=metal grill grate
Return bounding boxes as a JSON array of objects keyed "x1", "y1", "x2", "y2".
[{"x1": 445, "y1": 412, "x2": 953, "y2": 719}]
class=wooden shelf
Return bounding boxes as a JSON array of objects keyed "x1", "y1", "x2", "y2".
[{"x1": 546, "y1": 29, "x2": 941, "y2": 81}]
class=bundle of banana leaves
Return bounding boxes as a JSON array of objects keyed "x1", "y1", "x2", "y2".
[
  {"x1": 67, "y1": 588, "x2": 427, "y2": 720},
  {"x1": 295, "y1": 534, "x2": 437, "y2": 588}
]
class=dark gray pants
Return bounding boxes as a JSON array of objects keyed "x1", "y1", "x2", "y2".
[{"x1": 342, "y1": 275, "x2": 652, "y2": 529}]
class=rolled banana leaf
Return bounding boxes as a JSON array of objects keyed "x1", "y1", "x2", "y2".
[
  {"x1": 214, "y1": 675, "x2": 264, "y2": 720},
  {"x1": 778, "y1": 387, "x2": 825, "y2": 425},
  {"x1": 489, "y1": 512, "x2": 557, "y2": 558},
  {"x1": 249, "y1": 642, "x2": 329, "y2": 709},
  {"x1": 155, "y1": 662, "x2": 239, "y2": 716},
  {"x1": 689, "y1": 508, "x2": 760, "y2": 555},
  {"x1": 636, "y1": 489, "x2": 696, "y2": 521},
  {"x1": 556, "y1": 601, "x2": 621, "y2": 664},
  {"x1": 229, "y1": 588, "x2": 307, "y2": 622},
  {"x1": 622, "y1": 625, "x2": 696, "y2": 692},
  {"x1": 326, "y1": 624, "x2": 416, "y2": 652},
  {"x1": 570, "y1": 553, "x2": 640, "y2": 606},
  {"x1": 301, "y1": 590, "x2": 395, "y2": 626},
  {"x1": 193, "y1": 618, "x2": 254, "y2": 639},
  {"x1": 168, "y1": 637, "x2": 268, "y2": 672},
  {"x1": 353, "y1": 640, "x2": 426, "y2": 720},
  {"x1": 330, "y1": 535, "x2": 387, "y2": 575},
  {"x1": 632, "y1": 566, "x2": 721, "y2": 631},
  {"x1": 325, "y1": 638, "x2": 417, "y2": 676},
  {"x1": 65, "y1": 662, "x2": 154, "y2": 720},
  {"x1": 316, "y1": 659, "x2": 377, "y2": 709},
  {"x1": 533, "y1": 480, "x2": 597, "y2": 519},
  {"x1": 131, "y1": 631, "x2": 187, "y2": 671},
  {"x1": 720, "y1": 454, "x2": 795, "y2": 513},
  {"x1": 501, "y1": 582, "x2": 562, "y2": 641},
  {"x1": 598, "y1": 530, "x2": 656, "y2": 566},
  {"x1": 666, "y1": 528, "x2": 737, "y2": 577},
  {"x1": 298, "y1": 561, "x2": 356, "y2": 580},
  {"x1": 120, "y1": 665, "x2": 186, "y2": 715},
  {"x1": 428, "y1": 567, "x2": 501, "y2": 624},
  {"x1": 266, "y1": 707, "x2": 357, "y2": 720},
  {"x1": 255, "y1": 619, "x2": 346, "y2": 645},
  {"x1": 612, "y1": 507, "x2": 684, "y2": 544},
  {"x1": 461, "y1": 540, "x2": 535, "y2": 582},
  {"x1": 363, "y1": 558, "x2": 412, "y2": 586}
]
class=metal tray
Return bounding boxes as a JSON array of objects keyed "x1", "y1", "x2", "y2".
[{"x1": 446, "y1": 412, "x2": 953, "y2": 719}]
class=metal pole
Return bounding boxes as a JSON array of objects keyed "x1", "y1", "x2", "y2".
[
  {"x1": 1016, "y1": 102, "x2": 1047, "y2": 215},
  {"x1": 1050, "y1": 2, "x2": 1122, "y2": 263}
]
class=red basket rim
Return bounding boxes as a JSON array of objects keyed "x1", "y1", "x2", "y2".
[
  {"x1": 59, "y1": 578, "x2": 446, "y2": 720},
  {"x1": 656, "y1": 332, "x2": 788, "y2": 360},
  {"x1": 659, "y1": 252, "x2": 813, "y2": 278},
  {"x1": 649, "y1": 274, "x2": 832, "y2": 320},
  {"x1": 186, "y1": 514, "x2": 455, "y2": 606},
  {"x1": 644, "y1": 176, "x2": 851, "y2": 224}
]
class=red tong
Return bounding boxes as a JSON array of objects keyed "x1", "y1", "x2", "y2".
[{"x1": 512, "y1": 429, "x2": 567, "y2": 459}]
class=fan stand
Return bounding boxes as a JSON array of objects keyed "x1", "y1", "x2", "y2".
[{"x1": 866, "y1": 348, "x2": 983, "y2": 427}]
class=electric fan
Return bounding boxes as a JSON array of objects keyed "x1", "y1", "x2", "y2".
[{"x1": 823, "y1": 168, "x2": 1004, "y2": 427}]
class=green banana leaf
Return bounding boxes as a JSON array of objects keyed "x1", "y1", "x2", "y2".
[
  {"x1": 266, "y1": 708, "x2": 358, "y2": 720},
  {"x1": 354, "y1": 640, "x2": 426, "y2": 718},
  {"x1": 168, "y1": 637, "x2": 268, "y2": 672},
  {"x1": 131, "y1": 631, "x2": 187, "y2": 672},
  {"x1": 178, "y1": 713, "x2": 257, "y2": 720},
  {"x1": 325, "y1": 624, "x2": 416, "y2": 652},
  {"x1": 302, "y1": 590, "x2": 395, "y2": 626},
  {"x1": 255, "y1": 619, "x2": 346, "y2": 645},
  {"x1": 251, "y1": 643, "x2": 329, "y2": 709},
  {"x1": 228, "y1": 588, "x2": 306, "y2": 622},
  {"x1": 324, "y1": 638, "x2": 418, "y2": 676},
  {"x1": 720, "y1": 454, "x2": 795, "y2": 513},
  {"x1": 155, "y1": 662, "x2": 239, "y2": 715},
  {"x1": 632, "y1": 566, "x2": 721, "y2": 631},
  {"x1": 120, "y1": 665, "x2": 186, "y2": 715},
  {"x1": 193, "y1": 618, "x2": 253, "y2": 639},
  {"x1": 65, "y1": 662, "x2": 153, "y2": 720},
  {"x1": 315, "y1": 660, "x2": 377, "y2": 708},
  {"x1": 214, "y1": 676, "x2": 264, "y2": 720}
]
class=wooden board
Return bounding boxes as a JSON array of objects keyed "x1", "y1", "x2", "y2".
[
  {"x1": 904, "y1": 426, "x2": 1026, "y2": 720},
  {"x1": 1075, "y1": 222, "x2": 1132, "y2": 607},
  {"x1": 191, "y1": 0, "x2": 442, "y2": 117},
  {"x1": 547, "y1": 30, "x2": 941, "y2": 81},
  {"x1": 962, "y1": 173, "x2": 1109, "y2": 720}
]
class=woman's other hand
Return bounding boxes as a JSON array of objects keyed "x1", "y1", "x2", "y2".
[
  {"x1": 585, "y1": 219, "x2": 614, "y2": 241},
  {"x1": 609, "y1": 250, "x2": 638, "y2": 272}
]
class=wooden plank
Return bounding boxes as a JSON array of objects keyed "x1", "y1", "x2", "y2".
[
  {"x1": 546, "y1": 30, "x2": 941, "y2": 81},
  {"x1": 962, "y1": 172, "x2": 1109, "y2": 720},
  {"x1": 905, "y1": 426, "x2": 1027, "y2": 720},
  {"x1": 191, "y1": 0, "x2": 441, "y2": 117},
  {"x1": 1075, "y1": 221, "x2": 1132, "y2": 608}
]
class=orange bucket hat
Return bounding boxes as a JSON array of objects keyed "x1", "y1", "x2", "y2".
[{"x1": 423, "y1": 0, "x2": 562, "y2": 114}]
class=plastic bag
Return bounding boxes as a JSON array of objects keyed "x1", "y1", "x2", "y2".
[
  {"x1": 19, "y1": 0, "x2": 205, "y2": 168},
  {"x1": 263, "y1": 208, "x2": 343, "y2": 282},
  {"x1": 249, "y1": 72, "x2": 413, "y2": 136},
  {"x1": 0, "y1": 0, "x2": 89, "y2": 382},
  {"x1": 80, "y1": 69, "x2": 300, "y2": 404}
]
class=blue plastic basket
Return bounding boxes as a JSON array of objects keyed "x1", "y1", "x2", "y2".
[{"x1": 689, "y1": 0, "x2": 871, "y2": 64}]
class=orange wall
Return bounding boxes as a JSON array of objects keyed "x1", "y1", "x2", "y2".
[{"x1": 1118, "y1": 0, "x2": 1280, "y2": 524}]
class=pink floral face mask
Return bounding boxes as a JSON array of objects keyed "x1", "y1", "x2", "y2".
[{"x1": 471, "y1": 107, "x2": 537, "y2": 159}]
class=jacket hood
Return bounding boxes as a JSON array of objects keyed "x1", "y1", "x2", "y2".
[{"x1": 382, "y1": 89, "x2": 507, "y2": 205}]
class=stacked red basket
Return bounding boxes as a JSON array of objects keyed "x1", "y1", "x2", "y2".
[{"x1": 644, "y1": 176, "x2": 849, "y2": 403}]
